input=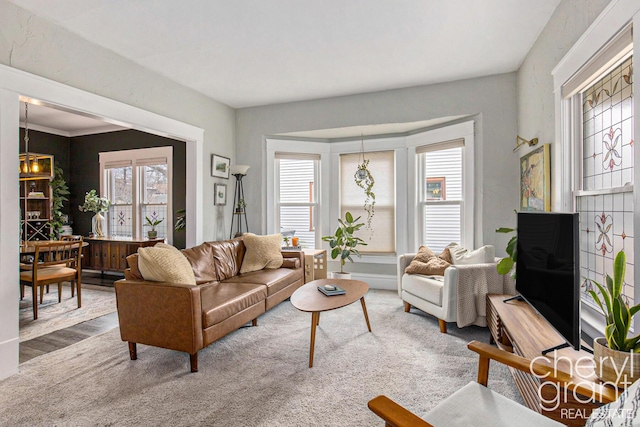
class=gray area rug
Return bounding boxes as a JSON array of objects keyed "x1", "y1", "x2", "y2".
[
  {"x1": 2, "y1": 289, "x2": 519, "y2": 426},
  {"x1": 19, "y1": 283, "x2": 116, "y2": 342}
]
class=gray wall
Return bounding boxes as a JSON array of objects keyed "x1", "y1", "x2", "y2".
[
  {"x1": 517, "y1": 0, "x2": 610, "y2": 151},
  {"x1": 236, "y1": 73, "x2": 519, "y2": 272},
  {"x1": 0, "y1": 0, "x2": 236, "y2": 242}
]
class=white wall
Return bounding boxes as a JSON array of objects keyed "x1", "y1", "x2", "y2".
[
  {"x1": 0, "y1": 0, "x2": 236, "y2": 380},
  {"x1": 236, "y1": 73, "x2": 519, "y2": 267}
]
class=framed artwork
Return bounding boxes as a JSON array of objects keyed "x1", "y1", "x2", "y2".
[
  {"x1": 211, "y1": 154, "x2": 230, "y2": 179},
  {"x1": 214, "y1": 183, "x2": 227, "y2": 206},
  {"x1": 520, "y1": 144, "x2": 550, "y2": 211},
  {"x1": 426, "y1": 177, "x2": 446, "y2": 200}
]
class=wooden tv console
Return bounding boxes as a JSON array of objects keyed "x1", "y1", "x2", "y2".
[{"x1": 487, "y1": 294, "x2": 618, "y2": 426}]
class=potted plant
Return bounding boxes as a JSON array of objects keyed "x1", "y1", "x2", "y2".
[
  {"x1": 174, "y1": 209, "x2": 186, "y2": 232},
  {"x1": 145, "y1": 215, "x2": 164, "y2": 239},
  {"x1": 78, "y1": 189, "x2": 110, "y2": 237},
  {"x1": 50, "y1": 163, "x2": 70, "y2": 239},
  {"x1": 354, "y1": 159, "x2": 375, "y2": 230},
  {"x1": 236, "y1": 199, "x2": 246, "y2": 214},
  {"x1": 496, "y1": 226, "x2": 517, "y2": 278},
  {"x1": 589, "y1": 250, "x2": 640, "y2": 387},
  {"x1": 321, "y1": 211, "x2": 367, "y2": 279}
]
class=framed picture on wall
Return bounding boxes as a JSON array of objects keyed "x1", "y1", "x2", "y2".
[
  {"x1": 211, "y1": 154, "x2": 230, "y2": 179},
  {"x1": 426, "y1": 177, "x2": 446, "y2": 200},
  {"x1": 214, "y1": 183, "x2": 227, "y2": 206},
  {"x1": 520, "y1": 144, "x2": 550, "y2": 211}
]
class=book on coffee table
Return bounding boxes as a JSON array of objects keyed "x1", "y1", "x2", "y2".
[{"x1": 317, "y1": 285, "x2": 346, "y2": 296}]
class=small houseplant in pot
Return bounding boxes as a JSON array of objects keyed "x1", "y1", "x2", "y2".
[
  {"x1": 321, "y1": 211, "x2": 367, "y2": 279},
  {"x1": 145, "y1": 215, "x2": 164, "y2": 239},
  {"x1": 589, "y1": 250, "x2": 640, "y2": 387}
]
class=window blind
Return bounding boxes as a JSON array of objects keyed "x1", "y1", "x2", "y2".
[
  {"x1": 416, "y1": 138, "x2": 464, "y2": 154},
  {"x1": 340, "y1": 150, "x2": 395, "y2": 253}
]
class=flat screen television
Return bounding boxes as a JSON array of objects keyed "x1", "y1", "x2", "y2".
[{"x1": 515, "y1": 212, "x2": 582, "y2": 354}]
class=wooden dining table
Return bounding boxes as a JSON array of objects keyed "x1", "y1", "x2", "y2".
[{"x1": 20, "y1": 240, "x2": 89, "y2": 255}]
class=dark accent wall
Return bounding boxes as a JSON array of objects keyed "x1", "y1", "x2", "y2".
[
  {"x1": 19, "y1": 128, "x2": 187, "y2": 248},
  {"x1": 20, "y1": 129, "x2": 71, "y2": 219},
  {"x1": 71, "y1": 129, "x2": 187, "y2": 249}
]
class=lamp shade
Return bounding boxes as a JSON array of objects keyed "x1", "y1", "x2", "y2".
[{"x1": 230, "y1": 165, "x2": 250, "y2": 176}]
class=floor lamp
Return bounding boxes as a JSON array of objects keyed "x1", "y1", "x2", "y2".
[{"x1": 229, "y1": 165, "x2": 250, "y2": 238}]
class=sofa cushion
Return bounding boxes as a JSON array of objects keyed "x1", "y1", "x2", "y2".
[
  {"x1": 137, "y1": 243, "x2": 196, "y2": 285},
  {"x1": 200, "y1": 282, "x2": 267, "y2": 328},
  {"x1": 181, "y1": 242, "x2": 218, "y2": 284},
  {"x1": 209, "y1": 238, "x2": 245, "y2": 281},
  {"x1": 239, "y1": 233, "x2": 283, "y2": 274},
  {"x1": 402, "y1": 273, "x2": 444, "y2": 306},
  {"x1": 449, "y1": 244, "x2": 495, "y2": 265},
  {"x1": 125, "y1": 254, "x2": 144, "y2": 280},
  {"x1": 224, "y1": 268, "x2": 303, "y2": 297}
]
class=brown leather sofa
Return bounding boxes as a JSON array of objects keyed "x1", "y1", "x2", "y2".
[{"x1": 114, "y1": 237, "x2": 304, "y2": 372}]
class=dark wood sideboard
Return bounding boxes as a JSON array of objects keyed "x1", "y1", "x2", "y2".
[
  {"x1": 82, "y1": 236, "x2": 163, "y2": 273},
  {"x1": 486, "y1": 294, "x2": 618, "y2": 427}
]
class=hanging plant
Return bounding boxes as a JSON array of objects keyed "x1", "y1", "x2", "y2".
[{"x1": 354, "y1": 138, "x2": 375, "y2": 230}]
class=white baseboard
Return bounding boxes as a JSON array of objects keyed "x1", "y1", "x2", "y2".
[
  {"x1": 0, "y1": 337, "x2": 19, "y2": 380},
  {"x1": 350, "y1": 273, "x2": 396, "y2": 291}
]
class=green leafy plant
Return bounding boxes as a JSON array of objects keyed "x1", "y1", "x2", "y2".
[
  {"x1": 496, "y1": 227, "x2": 517, "y2": 277},
  {"x1": 321, "y1": 211, "x2": 367, "y2": 273},
  {"x1": 589, "y1": 250, "x2": 640, "y2": 352},
  {"x1": 49, "y1": 163, "x2": 70, "y2": 238},
  {"x1": 78, "y1": 189, "x2": 110, "y2": 213},
  {"x1": 144, "y1": 215, "x2": 164, "y2": 231},
  {"x1": 174, "y1": 209, "x2": 186, "y2": 232},
  {"x1": 354, "y1": 160, "x2": 375, "y2": 230}
]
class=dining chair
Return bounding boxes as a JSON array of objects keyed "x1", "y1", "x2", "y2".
[
  {"x1": 19, "y1": 240, "x2": 83, "y2": 320},
  {"x1": 60, "y1": 235, "x2": 84, "y2": 297}
]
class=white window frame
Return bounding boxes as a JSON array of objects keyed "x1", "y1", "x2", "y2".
[
  {"x1": 266, "y1": 139, "x2": 331, "y2": 246},
  {"x1": 274, "y1": 153, "x2": 321, "y2": 247},
  {"x1": 406, "y1": 121, "x2": 475, "y2": 251},
  {"x1": 553, "y1": 0, "x2": 640, "y2": 338},
  {"x1": 99, "y1": 146, "x2": 173, "y2": 243}
]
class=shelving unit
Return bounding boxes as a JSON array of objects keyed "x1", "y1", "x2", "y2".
[{"x1": 20, "y1": 153, "x2": 54, "y2": 242}]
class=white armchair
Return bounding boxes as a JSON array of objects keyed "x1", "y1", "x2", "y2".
[{"x1": 398, "y1": 246, "x2": 512, "y2": 333}]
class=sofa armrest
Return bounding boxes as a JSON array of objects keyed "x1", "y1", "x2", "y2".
[
  {"x1": 115, "y1": 279, "x2": 211, "y2": 355},
  {"x1": 397, "y1": 253, "x2": 417, "y2": 297},
  {"x1": 282, "y1": 250, "x2": 304, "y2": 268}
]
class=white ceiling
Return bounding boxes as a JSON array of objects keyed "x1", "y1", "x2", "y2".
[{"x1": 9, "y1": 0, "x2": 560, "y2": 110}]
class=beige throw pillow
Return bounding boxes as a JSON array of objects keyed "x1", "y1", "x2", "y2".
[
  {"x1": 405, "y1": 245, "x2": 452, "y2": 276},
  {"x1": 137, "y1": 243, "x2": 196, "y2": 285},
  {"x1": 240, "y1": 233, "x2": 284, "y2": 274},
  {"x1": 405, "y1": 257, "x2": 451, "y2": 276}
]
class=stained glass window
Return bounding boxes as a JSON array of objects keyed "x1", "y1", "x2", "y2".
[{"x1": 578, "y1": 55, "x2": 634, "y2": 307}]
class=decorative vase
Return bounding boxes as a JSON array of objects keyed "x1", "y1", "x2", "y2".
[
  {"x1": 593, "y1": 337, "x2": 640, "y2": 387},
  {"x1": 92, "y1": 212, "x2": 105, "y2": 237}
]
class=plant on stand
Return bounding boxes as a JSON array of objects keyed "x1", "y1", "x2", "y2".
[
  {"x1": 145, "y1": 214, "x2": 164, "y2": 239},
  {"x1": 50, "y1": 163, "x2": 70, "y2": 239},
  {"x1": 589, "y1": 250, "x2": 640, "y2": 386},
  {"x1": 321, "y1": 211, "x2": 367, "y2": 279},
  {"x1": 78, "y1": 189, "x2": 110, "y2": 237}
]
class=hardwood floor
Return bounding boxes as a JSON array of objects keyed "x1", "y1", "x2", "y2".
[{"x1": 19, "y1": 272, "x2": 121, "y2": 364}]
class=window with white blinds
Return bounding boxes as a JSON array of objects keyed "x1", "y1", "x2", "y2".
[
  {"x1": 340, "y1": 151, "x2": 395, "y2": 253},
  {"x1": 275, "y1": 153, "x2": 319, "y2": 248},
  {"x1": 100, "y1": 146, "x2": 172, "y2": 241},
  {"x1": 417, "y1": 139, "x2": 464, "y2": 252}
]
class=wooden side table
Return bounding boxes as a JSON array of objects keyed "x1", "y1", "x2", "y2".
[{"x1": 303, "y1": 249, "x2": 327, "y2": 283}]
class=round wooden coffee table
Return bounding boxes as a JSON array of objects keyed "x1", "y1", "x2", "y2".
[{"x1": 290, "y1": 278, "x2": 372, "y2": 367}]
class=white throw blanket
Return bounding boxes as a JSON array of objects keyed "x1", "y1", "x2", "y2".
[{"x1": 455, "y1": 263, "x2": 514, "y2": 327}]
